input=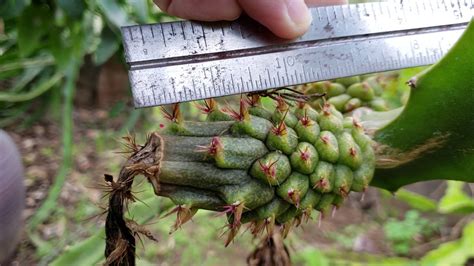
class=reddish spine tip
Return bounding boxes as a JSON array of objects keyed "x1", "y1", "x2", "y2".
[
  {"x1": 299, "y1": 147, "x2": 310, "y2": 161},
  {"x1": 199, "y1": 137, "x2": 221, "y2": 156},
  {"x1": 276, "y1": 96, "x2": 288, "y2": 112},
  {"x1": 349, "y1": 147, "x2": 357, "y2": 157},
  {"x1": 258, "y1": 160, "x2": 277, "y2": 180},
  {"x1": 321, "y1": 136, "x2": 329, "y2": 144}
]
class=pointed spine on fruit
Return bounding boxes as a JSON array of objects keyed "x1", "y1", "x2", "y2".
[{"x1": 196, "y1": 98, "x2": 232, "y2": 121}]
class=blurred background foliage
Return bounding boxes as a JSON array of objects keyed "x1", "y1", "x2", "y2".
[{"x1": 1, "y1": 0, "x2": 473, "y2": 265}]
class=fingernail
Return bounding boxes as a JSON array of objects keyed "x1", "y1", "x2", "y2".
[{"x1": 285, "y1": 0, "x2": 312, "y2": 27}]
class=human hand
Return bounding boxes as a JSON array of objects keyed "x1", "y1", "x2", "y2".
[{"x1": 154, "y1": 0, "x2": 348, "y2": 39}]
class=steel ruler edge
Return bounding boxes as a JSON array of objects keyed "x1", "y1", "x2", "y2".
[{"x1": 121, "y1": 0, "x2": 474, "y2": 108}]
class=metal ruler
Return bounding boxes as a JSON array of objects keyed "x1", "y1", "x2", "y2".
[{"x1": 121, "y1": 0, "x2": 473, "y2": 108}]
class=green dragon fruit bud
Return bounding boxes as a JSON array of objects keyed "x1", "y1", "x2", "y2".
[
  {"x1": 369, "y1": 98, "x2": 389, "y2": 111},
  {"x1": 310, "y1": 161, "x2": 335, "y2": 193},
  {"x1": 333, "y1": 164, "x2": 354, "y2": 197},
  {"x1": 290, "y1": 142, "x2": 319, "y2": 174},
  {"x1": 266, "y1": 121, "x2": 298, "y2": 155},
  {"x1": 276, "y1": 172, "x2": 309, "y2": 206},
  {"x1": 337, "y1": 132, "x2": 363, "y2": 170},
  {"x1": 315, "y1": 193, "x2": 336, "y2": 213},
  {"x1": 250, "y1": 151, "x2": 291, "y2": 185},
  {"x1": 328, "y1": 94, "x2": 351, "y2": 112},
  {"x1": 314, "y1": 131, "x2": 339, "y2": 163},
  {"x1": 203, "y1": 137, "x2": 268, "y2": 169},
  {"x1": 363, "y1": 76, "x2": 385, "y2": 96},
  {"x1": 344, "y1": 98, "x2": 362, "y2": 112},
  {"x1": 294, "y1": 101, "x2": 319, "y2": 121},
  {"x1": 108, "y1": 93, "x2": 378, "y2": 251},
  {"x1": 294, "y1": 115, "x2": 320, "y2": 144},
  {"x1": 347, "y1": 82, "x2": 375, "y2": 101},
  {"x1": 335, "y1": 76, "x2": 361, "y2": 87},
  {"x1": 318, "y1": 104, "x2": 344, "y2": 133},
  {"x1": 272, "y1": 97, "x2": 298, "y2": 128}
]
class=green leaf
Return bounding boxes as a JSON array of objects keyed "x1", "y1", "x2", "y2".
[
  {"x1": 392, "y1": 189, "x2": 437, "y2": 212},
  {"x1": 97, "y1": 0, "x2": 133, "y2": 28},
  {"x1": 127, "y1": 0, "x2": 150, "y2": 23},
  {"x1": 57, "y1": 0, "x2": 86, "y2": 19},
  {"x1": 0, "y1": 0, "x2": 30, "y2": 20},
  {"x1": 421, "y1": 221, "x2": 474, "y2": 266},
  {"x1": 93, "y1": 26, "x2": 120, "y2": 65},
  {"x1": 438, "y1": 181, "x2": 474, "y2": 214},
  {"x1": 17, "y1": 4, "x2": 53, "y2": 57},
  {"x1": 371, "y1": 20, "x2": 474, "y2": 191}
]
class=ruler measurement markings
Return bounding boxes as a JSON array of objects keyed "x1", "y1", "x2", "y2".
[{"x1": 123, "y1": 1, "x2": 471, "y2": 107}]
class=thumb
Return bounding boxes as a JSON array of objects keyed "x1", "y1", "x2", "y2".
[{"x1": 238, "y1": 0, "x2": 312, "y2": 39}]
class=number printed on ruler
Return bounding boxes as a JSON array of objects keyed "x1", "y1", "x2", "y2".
[{"x1": 122, "y1": 0, "x2": 474, "y2": 107}]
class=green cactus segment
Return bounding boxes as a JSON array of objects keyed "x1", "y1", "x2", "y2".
[
  {"x1": 369, "y1": 98, "x2": 389, "y2": 111},
  {"x1": 318, "y1": 106, "x2": 344, "y2": 133},
  {"x1": 250, "y1": 151, "x2": 291, "y2": 186},
  {"x1": 332, "y1": 194, "x2": 345, "y2": 208},
  {"x1": 328, "y1": 94, "x2": 351, "y2": 111},
  {"x1": 347, "y1": 82, "x2": 375, "y2": 101},
  {"x1": 290, "y1": 142, "x2": 319, "y2": 174},
  {"x1": 276, "y1": 172, "x2": 309, "y2": 205},
  {"x1": 231, "y1": 115, "x2": 272, "y2": 141},
  {"x1": 159, "y1": 184, "x2": 225, "y2": 211},
  {"x1": 276, "y1": 206, "x2": 298, "y2": 224},
  {"x1": 242, "y1": 197, "x2": 291, "y2": 223},
  {"x1": 159, "y1": 162, "x2": 249, "y2": 189},
  {"x1": 211, "y1": 137, "x2": 268, "y2": 169},
  {"x1": 272, "y1": 108, "x2": 298, "y2": 128},
  {"x1": 294, "y1": 102, "x2": 319, "y2": 121},
  {"x1": 295, "y1": 117, "x2": 320, "y2": 144},
  {"x1": 315, "y1": 193, "x2": 336, "y2": 212},
  {"x1": 152, "y1": 92, "x2": 376, "y2": 241},
  {"x1": 344, "y1": 98, "x2": 362, "y2": 112},
  {"x1": 337, "y1": 132, "x2": 363, "y2": 170},
  {"x1": 266, "y1": 124, "x2": 298, "y2": 155},
  {"x1": 298, "y1": 189, "x2": 321, "y2": 212},
  {"x1": 351, "y1": 163, "x2": 375, "y2": 192},
  {"x1": 217, "y1": 179, "x2": 274, "y2": 210},
  {"x1": 310, "y1": 161, "x2": 335, "y2": 193},
  {"x1": 333, "y1": 164, "x2": 354, "y2": 197},
  {"x1": 165, "y1": 121, "x2": 234, "y2": 136},
  {"x1": 315, "y1": 131, "x2": 340, "y2": 163},
  {"x1": 335, "y1": 76, "x2": 361, "y2": 87}
]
